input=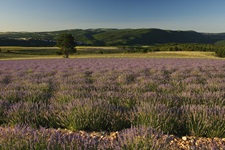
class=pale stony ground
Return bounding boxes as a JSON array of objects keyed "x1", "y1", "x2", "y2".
[{"x1": 55, "y1": 129, "x2": 225, "y2": 150}]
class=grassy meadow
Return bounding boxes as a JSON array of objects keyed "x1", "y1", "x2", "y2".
[{"x1": 0, "y1": 46, "x2": 221, "y2": 60}]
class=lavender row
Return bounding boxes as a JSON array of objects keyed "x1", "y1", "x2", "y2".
[
  {"x1": 0, "y1": 58, "x2": 225, "y2": 137},
  {"x1": 1, "y1": 126, "x2": 224, "y2": 150},
  {"x1": 0, "y1": 125, "x2": 171, "y2": 150}
]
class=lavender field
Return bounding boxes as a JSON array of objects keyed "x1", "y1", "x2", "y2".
[{"x1": 0, "y1": 58, "x2": 225, "y2": 149}]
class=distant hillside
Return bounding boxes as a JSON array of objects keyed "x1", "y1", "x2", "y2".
[
  {"x1": 93, "y1": 29, "x2": 218, "y2": 45},
  {"x1": 0, "y1": 28, "x2": 225, "y2": 46}
]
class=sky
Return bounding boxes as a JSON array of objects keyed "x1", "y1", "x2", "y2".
[{"x1": 0, "y1": 0, "x2": 225, "y2": 33}]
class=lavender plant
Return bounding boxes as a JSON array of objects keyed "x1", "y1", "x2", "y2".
[
  {"x1": 183, "y1": 105, "x2": 225, "y2": 137},
  {"x1": 114, "y1": 126, "x2": 171, "y2": 150},
  {"x1": 4, "y1": 102, "x2": 50, "y2": 128},
  {"x1": 0, "y1": 100, "x2": 10, "y2": 125},
  {"x1": 50, "y1": 98, "x2": 132, "y2": 132},
  {"x1": 133, "y1": 102, "x2": 181, "y2": 135}
]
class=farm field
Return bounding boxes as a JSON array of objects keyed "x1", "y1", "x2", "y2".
[
  {"x1": 0, "y1": 46, "x2": 221, "y2": 60},
  {"x1": 0, "y1": 58, "x2": 225, "y2": 149}
]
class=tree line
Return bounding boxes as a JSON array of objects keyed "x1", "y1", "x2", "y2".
[{"x1": 119, "y1": 43, "x2": 225, "y2": 57}]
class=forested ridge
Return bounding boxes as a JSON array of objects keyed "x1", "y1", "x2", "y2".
[{"x1": 1, "y1": 28, "x2": 225, "y2": 46}]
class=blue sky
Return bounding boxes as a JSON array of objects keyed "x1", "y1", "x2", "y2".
[{"x1": 0, "y1": 0, "x2": 225, "y2": 32}]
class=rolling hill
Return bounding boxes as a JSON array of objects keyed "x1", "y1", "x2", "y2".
[{"x1": 0, "y1": 28, "x2": 225, "y2": 46}]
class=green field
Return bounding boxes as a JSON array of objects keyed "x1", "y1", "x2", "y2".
[{"x1": 0, "y1": 46, "x2": 222, "y2": 60}]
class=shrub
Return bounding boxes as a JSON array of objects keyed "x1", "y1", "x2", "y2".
[
  {"x1": 100, "y1": 50, "x2": 104, "y2": 54},
  {"x1": 215, "y1": 47, "x2": 225, "y2": 57},
  {"x1": 55, "y1": 51, "x2": 63, "y2": 55}
]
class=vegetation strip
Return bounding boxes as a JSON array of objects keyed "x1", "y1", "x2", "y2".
[
  {"x1": 1, "y1": 126, "x2": 225, "y2": 149},
  {"x1": 0, "y1": 46, "x2": 224, "y2": 59}
]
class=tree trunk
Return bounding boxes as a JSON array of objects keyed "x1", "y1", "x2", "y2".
[{"x1": 64, "y1": 48, "x2": 69, "y2": 58}]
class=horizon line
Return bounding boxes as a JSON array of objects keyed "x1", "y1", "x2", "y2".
[{"x1": 0, "y1": 28, "x2": 224, "y2": 34}]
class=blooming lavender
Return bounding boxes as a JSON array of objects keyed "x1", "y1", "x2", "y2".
[{"x1": 0, "y1": 58, "x2": 224, "y2": 148}]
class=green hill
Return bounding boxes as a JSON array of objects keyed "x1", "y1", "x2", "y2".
[
  {"x1": 93, "y1": 29, "x2": 216, "y2": 45},
  {"x1": 0, "y1": 28, "x2": 225, "y2": 46}
]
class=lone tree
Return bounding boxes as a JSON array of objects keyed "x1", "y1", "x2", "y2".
[{"x1": 57, "y1": 33, "x2": 76, "y2": 58}]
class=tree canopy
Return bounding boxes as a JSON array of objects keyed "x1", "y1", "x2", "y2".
[{"x1": 57, "y1": 33, "x2": 76, "y2": 58}]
